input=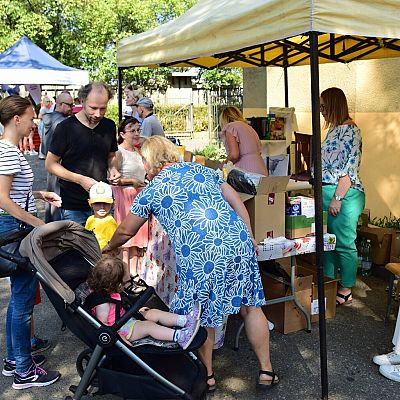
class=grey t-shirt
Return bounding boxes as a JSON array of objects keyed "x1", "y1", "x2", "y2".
[{"x1": 140, "y1": 114, "x2": 164, "y2": 137}]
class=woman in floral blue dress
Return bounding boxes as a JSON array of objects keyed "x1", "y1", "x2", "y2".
[
  {"x1": 104, "y1": 136, "x2": 279, "y2": 391},
  {"x1": 320, "y1": 87, "x2": 365, "y2": 305}
]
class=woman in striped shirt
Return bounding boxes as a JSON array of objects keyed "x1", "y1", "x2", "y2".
[{"x1": 0, "y1": 95, "x2": 62, "y2": 390}]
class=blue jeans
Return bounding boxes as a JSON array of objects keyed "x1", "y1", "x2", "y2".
[
  {"x1": 0, "y1": 216, "x2": 36, "y2": 374},
  {"x1": 61, "y1": 208, "x2": 92, "y2": 226}
]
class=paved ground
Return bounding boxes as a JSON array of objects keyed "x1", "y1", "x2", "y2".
[{"x1": 0, "y1": 154, "x2": 399, "y2": 400}]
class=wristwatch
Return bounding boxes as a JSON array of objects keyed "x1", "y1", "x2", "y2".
[{"x1": 334, "y1": 194, "x2": 343, "y2": 201}]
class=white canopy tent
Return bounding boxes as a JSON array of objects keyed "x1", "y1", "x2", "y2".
[
  {"x1": 117, "y1": 0, "x2": 400, "y2": 69},
  {"x1": 116, "y1": 2, "x2": 400, "y2": 398}
]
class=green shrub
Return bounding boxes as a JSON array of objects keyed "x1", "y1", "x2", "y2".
[
  {"x1": 192, "y1": 144, "x2": 226, "y2": 161},
  {"x1": 370, "y1": 214, "x2": 400, "y2": 229},
  {"x1": 105, "y1": 103, "x2": 210, "y2": 133}
]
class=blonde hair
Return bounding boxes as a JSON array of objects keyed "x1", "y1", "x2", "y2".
[
  {"x1": 219, "y1": 106, "x2": 247, "y2": 129},
  {"x1": 140, "y1": 136, "x2": 180, "y2": 175},
  {"x1": 320, "y1": 87, "x2": 350, "y2": 128}
]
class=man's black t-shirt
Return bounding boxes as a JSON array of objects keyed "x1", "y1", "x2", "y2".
[{"x1": 49, "y1": 115, "x2": 118, "y2": 211}]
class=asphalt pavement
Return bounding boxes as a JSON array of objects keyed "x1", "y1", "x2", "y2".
[{"x1": 0, "y1": 154, "x2": 398, "y2": 400}]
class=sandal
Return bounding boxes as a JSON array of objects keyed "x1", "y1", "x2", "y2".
[
  {"x1": 257, "y1": 370, "x2": 279, "y2": 389},
  {"x1": 336, "y1": 291, "x2": 352, "y2": 306},
  {"x1": 207, "y1": 373, "x2": 216, "y2": 393}
]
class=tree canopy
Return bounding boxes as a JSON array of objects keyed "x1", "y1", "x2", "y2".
[{"x1": 0, "y1": 0, "x2": 241, "y2": 90}]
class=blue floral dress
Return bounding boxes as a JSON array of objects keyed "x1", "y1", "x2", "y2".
[{"x1": 130, "y1": 162, "x2": 265, "y2": 327}]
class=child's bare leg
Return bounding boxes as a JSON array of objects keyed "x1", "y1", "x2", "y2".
[
  {"x1": 139, "y1": 308, "x2": 178, "y2": 327},
  {"x1": 28, "y1": 132, "x2": 35, "y2": 151},
  {"x1": 131, "y1": 320, "x2": 175, "y2": 342}
]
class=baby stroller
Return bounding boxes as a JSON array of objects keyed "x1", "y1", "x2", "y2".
[{"x1": 0, "y1": 220, "x2": 207, "y2": 400}]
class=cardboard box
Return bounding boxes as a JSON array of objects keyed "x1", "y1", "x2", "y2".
[
  {"x1": 260, "y1": 267, "x2": 312, "y2": 334},
  {"x1": 357, "y1": 225, "x2": 395, "y2": 265},
  {"x1": 285, "y1": 211, "x2": 328, "y2": 239},
  {"x1": 184, "y1": 150, "x2": 193, "y2": 162},
  {"x1": 297, "y1": 265, "x2": 338, "y2": 322},
  {"x1": 239, "y1": 176, "x2": 290, "y2": 242},
  {"x1": 286, "y1": 195, "x2": 315, "y2": 217},
  {"x1": 204, "y1": 158, "x2": 221, "y2": 170},
  {"x1": 390, "y1": 230, "x2": 400, "y2": 262},
  {"x1": 193, "y1": 154, "x2": 221, "y2": 170}
]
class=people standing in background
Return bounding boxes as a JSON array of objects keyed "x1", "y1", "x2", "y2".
[
  {"x1": 112, "y1": 118, "x2": 148, "y2": 276},
  {"x1": 373, "y1": 308, "x2": 400, "y2": 382},
  {"x1": 37, "y1": 96, "x2": 54, "y2": 158},
  {"x1": 319, "y1": 87, "x2": 365, "y2": 305},
  {"x1": 72, "y1": 97, "x2": 82, "y2": 114},
  {"x1": 41, "y1": 91, "x2": 74, "y2": 222},
  {"x1": 136, "y1": 97, "x2": 164, "y2": 137},
  {"x1": 123, "y1": 85, "x2": 143, "y2": 124},
  {"x1": 219, "y1": 106, "x2": 268, "y2": 176},
  {"x1": 45, "y1": 82, "x2": 120, "y2": 226}
]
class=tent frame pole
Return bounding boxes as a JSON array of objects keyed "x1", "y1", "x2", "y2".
[
  {"x1": 309, "y1": 31, "x2": 329, "y2": 400},
  {"x1": 118, "y1": 67, "x2": 123, "y2": 122}
]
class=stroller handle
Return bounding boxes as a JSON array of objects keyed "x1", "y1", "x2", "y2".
[{"x1": 114, "y1": 286, "x2": 156, "y2": 329}]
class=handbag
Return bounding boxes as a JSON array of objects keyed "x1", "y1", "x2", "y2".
[{"x1": 0, "y1": 197, "x2": 34, "y2": 278}]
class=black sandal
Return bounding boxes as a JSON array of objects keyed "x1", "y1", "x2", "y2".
[
  {"x1": 257, "y1": 370, "x2": 279, "y2": 390},
  {"x1": 207, "y1": 373, "x2": 216, "y2": 393},
  {"x1": 336, "y1": 291, "x2": 352, "y2": 306}
]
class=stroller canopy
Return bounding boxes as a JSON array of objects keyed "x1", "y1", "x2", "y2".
[{"x1": 19, "y1": 221, "x2": 101, "y2": 304}]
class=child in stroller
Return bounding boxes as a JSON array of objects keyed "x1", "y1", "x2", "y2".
[{"x1": 88, "y1": 256, "x2": 201, "y2": 350}]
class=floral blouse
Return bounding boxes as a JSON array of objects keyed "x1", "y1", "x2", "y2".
[{"x1": 321, "y1": 124, "x2": 364, "y2": 192}]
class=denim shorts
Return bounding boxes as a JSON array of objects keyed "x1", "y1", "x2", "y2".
[{"x1": 0, "y1": 215, "x2": 21, "y2": 234}]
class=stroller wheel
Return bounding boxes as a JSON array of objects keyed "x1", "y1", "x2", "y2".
[{"x1": 76, "y1": 348, "x2": 93, "y2": 377}]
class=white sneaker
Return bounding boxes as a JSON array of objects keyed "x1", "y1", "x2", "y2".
[
  {"x1": 29, "y1": 150, "x2": 38, "y2": 155},
  {"x1": 373, "y1": 351, "x2": 400, "y2": 366},
  {"x1": 379, "y1": 364, "x2": 400, "y2": 382}
]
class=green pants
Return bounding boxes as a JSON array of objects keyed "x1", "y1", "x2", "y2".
[{"x1": 322, "y1": 185, "x2": 365, "y2": 288}]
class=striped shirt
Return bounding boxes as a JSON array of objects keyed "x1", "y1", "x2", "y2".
[{"x1": 0, "y1": 140, "x2": 36, "y2": 214}]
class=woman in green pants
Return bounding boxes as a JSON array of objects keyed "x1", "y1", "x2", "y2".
[{"x1": 320, "y1": 87, "x2": 365, "y2": 305}]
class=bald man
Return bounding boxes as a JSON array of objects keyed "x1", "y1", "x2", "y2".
[{"x1": 41, "y1": 91, "x2": 74, "y2": 156}]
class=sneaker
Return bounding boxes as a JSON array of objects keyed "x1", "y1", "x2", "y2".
[
  {"x1": 2, "y1": 355, "x2": 46, "y2": 377},
  {"x1": 13, "y1": 363, "x2": 60, "y2": 390},
  {"x1": 178, "y1": 318, "x2": 201, "y2": 350},
  {"x1": 31, "y1": 335, "x2": 50, "y2": 355},
  {"x1": 24, "y1": 150, "x2": 30, "y2": 155},
  {"x1": 373, "y1": 351, "x2": 400, "y2": 366},
  {"x1": 29, "y1": 150, "x2": 38, "y2": 155},
  {"x1": 379, "y1": 364, "x2": 400, "y2": 382},
  {"x1": 185, "y1": 301, "x2": 202, "y2": 328}
]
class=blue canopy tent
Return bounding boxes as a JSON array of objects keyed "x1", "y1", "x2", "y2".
[{"x1": 0, "y1": 36, "x2": 89, "y2": 85}]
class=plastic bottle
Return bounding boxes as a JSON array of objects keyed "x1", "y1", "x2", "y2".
[
  {"x1": 361, "y1": 239, "x2": 372, "y2": 277},
  {"x1": 269, "y1": 113, "x2": 276, "y2": 139},
  {"x1": 357, "y1": 237, "x2": 364, "y2": 271},
  {"x1": 265, "y1": 115, "x2": 271, "y2": 140}
]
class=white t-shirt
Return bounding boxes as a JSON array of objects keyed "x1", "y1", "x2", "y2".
[
  {"x1": 0, "y1": 140, "x2": 36, "y2": 214},
  {"x1": 118, "y1": 146, "x2": 146, "y2": 181}
]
